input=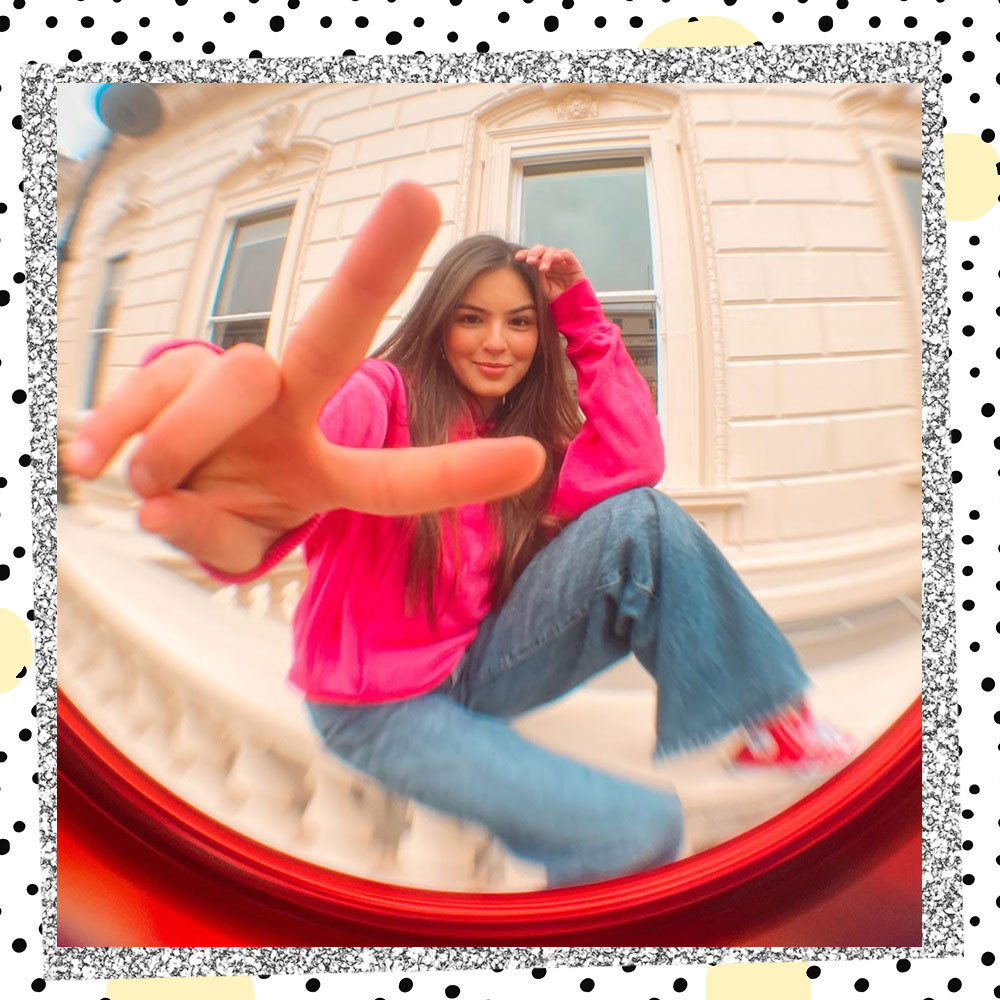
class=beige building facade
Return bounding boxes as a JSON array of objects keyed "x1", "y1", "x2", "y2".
[
  {"x1": 57, "y1": 80, "x2": 922, "y2": 624},
  {"x1": 56, "y1": 81, "x2": 923, "y2": 893}
]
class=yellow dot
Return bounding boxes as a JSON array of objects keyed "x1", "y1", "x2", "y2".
[
  {"x1": 0, "y1": 609, "x2": 32, "y2": 694},
  {"x1": 944, "y1": 133, "x2": 1000, "y2": 221},
  {"x1": 706, "y1": 962, "x2": 811, "y2": 1000},
  {"x1": 640, "y1": 16, "x2": 759, "y2": 48},
  {"x1": 106, "y1": 977, "x2": 255, "y2": 1000}
]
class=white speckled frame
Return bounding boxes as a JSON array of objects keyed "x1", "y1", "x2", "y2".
[{"x1": 26, "y1": 45, "x2": 954, "y2": 980}]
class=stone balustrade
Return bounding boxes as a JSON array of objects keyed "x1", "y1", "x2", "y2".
[{"x1": 57, "y1": 507, "x2": 547, "y2": 892}]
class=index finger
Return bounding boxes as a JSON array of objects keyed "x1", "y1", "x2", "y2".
[{"x1": 279, "y1": 181, "x2": 441, "y2": 425}]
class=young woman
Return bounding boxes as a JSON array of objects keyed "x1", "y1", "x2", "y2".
[{"x1": 67, "y1": 181, "x2": 855, "y2": 889}]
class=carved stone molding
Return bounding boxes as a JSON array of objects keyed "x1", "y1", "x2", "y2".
[
  {"x1": 117, "y1": 171, "x2": 153, "y2": 218},
  {"x1": 838, "y1": 83, "x2": 921, "y2": 130},
  {"x1": 556, "y1": 91, "x2": 599, "y2": 121}
]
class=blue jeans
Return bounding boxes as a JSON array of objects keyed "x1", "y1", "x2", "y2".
[{"x1": 305, "y1": 488, "x2": 810, "y2": 888}]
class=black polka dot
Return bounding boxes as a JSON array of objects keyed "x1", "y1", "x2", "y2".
[
  {"x1": 962, "y1": 51, "x2": 975, "y2": 62},
  {"x1": 26, "y1": 884, "x2": 38, "y2": 895},
  {"x1": 806, "y1": 966, "x2": 822, "y2": 979},
  {"x1": 305, "y1": 980, "x2": 320, "y2": 993},
  {"x1": 0, "y1": 840, "x2": 9, "y2": 855},
  {"x1": 621, "y1": 965, "x2": 636, "y2": 973},
  {"x1": 818, "y1": 15, "x2": 833, "y2": 30},
  {"x1": 202, "y1": 41, "x2": 215, "y2": 53},
  {"x1": 531, "y1": 969, "x2": 546, "y2": 979},
  {"x1": 984, "y1": 952, "x2": 996, "y2": 966},
  {"x1": 45, "y1": 16, "x2": 57, "y2": 27},
  {"x1": 498, "y1": 12, "x2": 509, "y2": 22},
  {"x1": 773, "y1": 12, "x2": 785, "y2": 22},
  {"x1": 270, "y1": 15, "x2": 284, "y2": 30},
  {"x1": 544, "y1": 15, "x2": 559, "y2": 30},
  {"x1": 904, "y1": 16, "x2": 917, "y2": 27},
  {"x1": 399, "y1": 980, "x2": 413, "y2": 994},
  {"x1": 869, "y1": 17, "x2": 881, "y2": 28},
  {"x1": 673, "y1": 979, "x2": 688, "y2": 993},
  {"x1": 111, "y1": 30, "x2": 127, "y2": 44},
  {"x1": 477, "y1": 41, "x2": 489, "y2": 52},
  {"x1": 445, "y1": 988, "x2": 460, "y2": 999},
  {"x1": 580, "y1": 980, "x2": 594, "y2": 992},
  {"x1": 31, "y1": 980, "x2": 45, "y2": 993},
  {"x1": 320, "y1": 15, "x2": 331, "y2": 26},
  {"x1": 982, "y1": 403, "x2": 995, "y2": 417},
  {"x1": 948, "y1": 979, "x2": 962, "y2": 992},
  {"x1": 81, "y1": 16, "x2": 94, "y2": 27},
  {"x1": 355, "y1": 16, "x2": 368, "y2": 26},
  {"x1": 855, "y1": 980, "x2": 869, "y2": 993},
  {"x1": 414, "y1": 16, "x2": 424, "y2": 25},
  {"x1": 12, "y1": 821, "x2": 25, "y2": 832},
  {"x1": 139, "y1": 16, "x2": 150, "y2": 26},
  {"x1": 595, "y1": 16, "x2": 606, "y2": 27},
  {"x1": 18, "y1": 728, "x2": 30, "y2": 741},
  {"x1": 629, "y1": 16, "x2": 643, "y2": 27}
]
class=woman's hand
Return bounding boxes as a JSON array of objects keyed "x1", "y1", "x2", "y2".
[
  {"x1": 514, "y1": 245, "x2": 587, "y2": 302},
  {"x1": 64, "y1": 182, "x2": 547, "y2": 576}
]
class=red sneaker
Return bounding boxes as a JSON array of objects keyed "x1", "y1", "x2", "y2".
[{"x1": 730, "y1": 701, "x2": 859, "y2": 773}]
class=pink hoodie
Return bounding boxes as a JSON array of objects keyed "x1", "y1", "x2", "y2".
[{"x1": 142, "y1": 279, "x2": 664, "y2": 703}]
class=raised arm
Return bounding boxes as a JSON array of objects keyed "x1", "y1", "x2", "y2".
[{"x1": 514, "y1": 246, "x2": 664, "y2": 524}]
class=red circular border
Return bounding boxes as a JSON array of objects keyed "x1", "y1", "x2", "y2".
[{"x1": 58, "y1": 689, "x2": 921, "y2": 943}]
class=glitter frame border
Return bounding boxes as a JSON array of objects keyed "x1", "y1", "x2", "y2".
[{"x1": 27, "y1": 45, "x2": 956, "y2": 979}]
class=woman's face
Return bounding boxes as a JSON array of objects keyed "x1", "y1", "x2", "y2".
[{"x1": 444, "y1": 266, "x2": 540, "y2": 419}]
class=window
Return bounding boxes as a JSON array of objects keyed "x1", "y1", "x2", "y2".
[
  {"x1": 208, "y1": 207, "x2": 292, "y2": 350},
  {"x1": 891, "y1": 157, "x2": 921, "y2": 253},
  {"x1": 518, "y1": 158, "x2": 658, "y2": 405},
  {"x1": 83, "y1": 253, "x2": 129, "y2": 409}
]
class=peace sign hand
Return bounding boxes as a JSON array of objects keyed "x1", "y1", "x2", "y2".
[{"x1": 64, "y1": 182, "x2": 546, "y2": 576}]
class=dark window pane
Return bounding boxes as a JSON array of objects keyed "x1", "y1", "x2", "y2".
[
  {"x1": 215, "y1": 317, "x2": 270, "y2": 350},
  {"x1": 559, "y1": 305, "x2": 657, "y2": 409},
  {"x1": 520, "y1": 159, "x2": 654, "y2": 292},
  {"x1": 894, "y1": 162, "x2": 921, "y2": 251},
  {"x1": 85, "y1": 253, "x2": 129, "y2": 408},
  {"x1": 607, "y1": 305, "x2": 657, "y2": 405},
  {"x1": 214, "y1": 211, "x2": 291, "y2": 318}
]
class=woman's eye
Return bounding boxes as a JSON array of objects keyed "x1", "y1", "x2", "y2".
[{"x1": 457, "y1": 313, "x2": 481, "y2": 324}]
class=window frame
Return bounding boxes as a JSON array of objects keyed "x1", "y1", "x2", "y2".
[
  {"x1": 205, "y1": 204, "x2": 296, "y2": 351},
  {"x1": 512, "y1": 151, "x2": 662, "y2": 407},
  {"x1": 179, "y1": 151, "x2": 324, "y2": 363},
  {"x1": 82, "y1": 252, "x2": 130, "y2": 410}
]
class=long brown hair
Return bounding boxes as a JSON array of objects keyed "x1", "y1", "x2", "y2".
[{"x1": 373, "y1": 233, "x2": 582, "y2": 619}]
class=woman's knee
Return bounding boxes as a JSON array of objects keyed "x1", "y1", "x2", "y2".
[{"x1": 635, "y1": 790, "x2": 686, "y2": 868}]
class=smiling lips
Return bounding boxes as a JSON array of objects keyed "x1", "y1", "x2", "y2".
[{"x1": 474, "y1": 362, "x2": 511, "y2": 379}]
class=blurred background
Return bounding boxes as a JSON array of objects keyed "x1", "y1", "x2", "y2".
[{"x1": 56, "y1": 82, "x2": 921, "y2": 901}]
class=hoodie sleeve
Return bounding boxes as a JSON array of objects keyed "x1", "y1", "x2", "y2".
[
  {"x1": 136, "y1": 342, "x2": 394, "y2": 584},
  {"x1": 544, "y1": 279, "x2": 665, "y2": 524}
]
